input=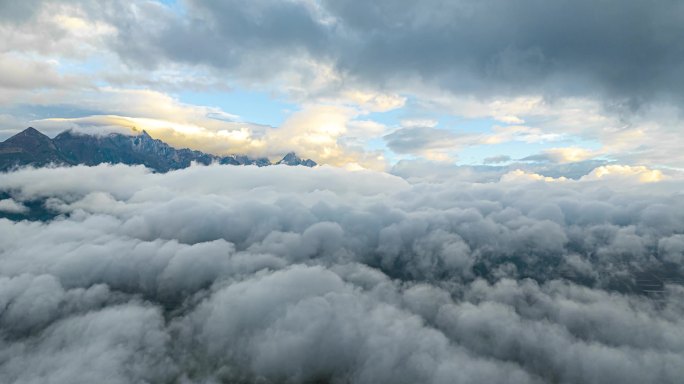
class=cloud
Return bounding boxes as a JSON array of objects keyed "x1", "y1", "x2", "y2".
[
  {"x1": 10, "y1": 87, "x2": 385, "y2": 168},
  {"x1": 390, "y1": 157, "x2": 615, "y2": 183},
  {"x1": 0, "y1": 1, "x2": 115, "y2": 58},
  {"x1": 0, "y1": 198, "x2": 28, "y2": 214},
  {"x1": 384, "y1": 126, "x2": 478, "y2": 161},
  {"x1": 485, "y1": 125, "x2": 564, "y2": 145},
  {"x1": 0, "y1": 54, "x2": 74, "y2": 91},
  {"x1": 483, "y1": 155, "x2": 511, "y2": 164},
  {"x1": 581, "y1": 165, "x2": 665, "y2": 183},
  {"x1": 1, "y1": 164, "x2": 684, "y2": 382},
  {"x1": 522, "y1": 147, "x2": 596, "y2": 164},
  {"x1": 9, "y1": 0, "x2": 681, "y2": 111},
  {"x1": 3, "y1": 1, "x2": 684, "y2": 168},
  {"x1": 499, "y1": 169, "x2": 569, "y2": 183},
  {"x1": 69, "y1": 0, "x2": 683, "y2": 107},
  {"x1": 0, "y1": 0, "x2": 43, "y2": 22}
]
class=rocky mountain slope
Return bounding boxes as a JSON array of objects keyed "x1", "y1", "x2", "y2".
[{"x1": 0, "y1": 128, "x2": 316, "y2": 172}]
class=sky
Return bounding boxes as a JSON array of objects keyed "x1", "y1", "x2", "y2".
[
  {"x1": 1, "y1": 0, "x2": 683, "y2": 172},
  {"x1": 3, "y1": 3, "x2": 684, "y2": 382}
]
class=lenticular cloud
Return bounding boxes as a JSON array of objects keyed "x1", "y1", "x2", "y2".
[{"x1": 1, "y1": 164, "x2": 684, "y2": 384}]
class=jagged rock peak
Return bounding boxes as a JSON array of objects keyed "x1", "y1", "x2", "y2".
[
  {"x1": 276, "y1": 152, "x2": 317, "y2": 167},
  {"x1": 1, "y1": 127, "x2": 318, "y2": 172}
]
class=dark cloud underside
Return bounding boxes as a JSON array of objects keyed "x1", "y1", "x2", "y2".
[{"x1": 94, "y1": 0, "x2": 684, "y2": 105}]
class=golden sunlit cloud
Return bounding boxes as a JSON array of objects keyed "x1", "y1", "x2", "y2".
[
  {"x1": 32, "y1": 88, "x2": 388, "y2": 170},
  {"x1": 501, "y1": 165, "x2": 666, "y2": 184},
  {"x1": 581, "y1": 165, "x2": 664, "y2": 183},
  {"x1": 543, "y1": 147, "x2": 595, "y2": 163},
  {"x1": 500, "y1": 169, "x2": 569, "y2": 183}
]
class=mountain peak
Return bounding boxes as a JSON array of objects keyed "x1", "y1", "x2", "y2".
[
  {"x1": 276, "y1": 152, "x2": 317, "y2": 167},
  {"x1": 13, "y1": 127, "x2": 49, "y2": 139},
  {"x1": 5, "y1": 127, "x2": 52, "y2": 145},
  {"x1": 2, "y1": 127, "x2": 318, "y2": 172},
  {"x1": 0, "y1": 127, "x2": 64, "y2": 169}
]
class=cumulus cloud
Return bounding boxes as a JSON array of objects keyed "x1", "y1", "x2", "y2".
[
  {"x1": 581, "y1": 164, "x2": 665, "y2": 183},
  {"x1": 1, "y1": 164, "x2": 684, "y2": 383},
  {"x1": 0, "y1": 198, "x2": 27, "y2": 214}
]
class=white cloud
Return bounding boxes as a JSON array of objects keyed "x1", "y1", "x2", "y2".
[
  {"x1": 0, "y1": 198, "x2": 28, "y2": 214},
  {"x1": 581, "y1": 165, "x2": 665, "y2": 183},
  {"x1": 541, "y1": 147, "x2": 596, "y2": 163},
  {"x1": 500, "y1": 169, "x2": 569, "y2": 183},
  {"x1": 2, "y1": 164, "x2": 684, "y2": 382}
]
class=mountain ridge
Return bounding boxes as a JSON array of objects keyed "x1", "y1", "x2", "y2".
[{"x1": 0, "y1": 128, "x2": 317, "y2": 172}]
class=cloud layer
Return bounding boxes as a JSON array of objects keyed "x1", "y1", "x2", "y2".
[
  {"x1": 1, "y1": 164, "x2": 684, "y2": 383},
  {"x1": 89, "y1": 0, "x2": 684, "y2": 104}
]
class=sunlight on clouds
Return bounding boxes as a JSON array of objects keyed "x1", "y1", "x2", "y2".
[
  {"x1": 543, "y1": 147, "x2": 595, "y2": 163},
  {"x1": 422, "y1": 152, "x2": 456, "y2": 162},
  {"x1": 32, "y1": 89, "x2": 387, "y2": 170},
  {"x1": 53, "y1": 13, "x2": 115, "y2": 39},
  {"x1": 19, "y1": 84, "x2": 681, "y2": 171},
  {"x1": 217, "y1": 128, "x2": 253, "y2": 142},
  {"x1": 1, "y1": 1, "x2": 680, "y2": 171},
  {"x1": 501, "y1": 165, "x2": 665, "y2": 184},
  {"x1": 0, "y1": 0, "x2": 683, "y2": 172},
  {"x1": 278, "y1": 58, "x2": 406, "y2": 114},
  {"x1": 128, "y1": 117, "x2": 206, "y2": 135},
  {"x1": 500, "y1": 169, "x2": 569, "y2": 183},
  {"x1": 35, "y1": 114, "x2": 267, "y2": 158},
  {"x1": 341, "y1": 90, "x2": 406, "y2": 112},
  {"x1": 266, "y1": 105, "x2": 386, "y2": 169},
  {"x1": 582, "y1": 165, "x2": 664, "y2": 183}
]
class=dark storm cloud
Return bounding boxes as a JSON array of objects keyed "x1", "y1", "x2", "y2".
[
  {"x1": 99, "y1": 0, "x2": 332, "y2": 76},
  {"x1": 88, "y1": 0, "x2": 684, "y2": 104},
  {"x1": 2, "y1": 164, "x2": 684, "y2": 383}
]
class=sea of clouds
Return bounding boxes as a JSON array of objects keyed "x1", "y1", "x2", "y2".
[{"x1": 1, "y1": 164, "x2": 684, "y2": 383}]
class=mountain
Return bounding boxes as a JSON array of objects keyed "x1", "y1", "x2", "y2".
[
  {"x1": 276, "y1": 152, "x2": 318, "y2": 167},
  {"x1": 0, "y1": 128, "x2": 316, "y2": 172},
  {"x1": 0, "y1": 127, "x2": 68, "y2": 168}
]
